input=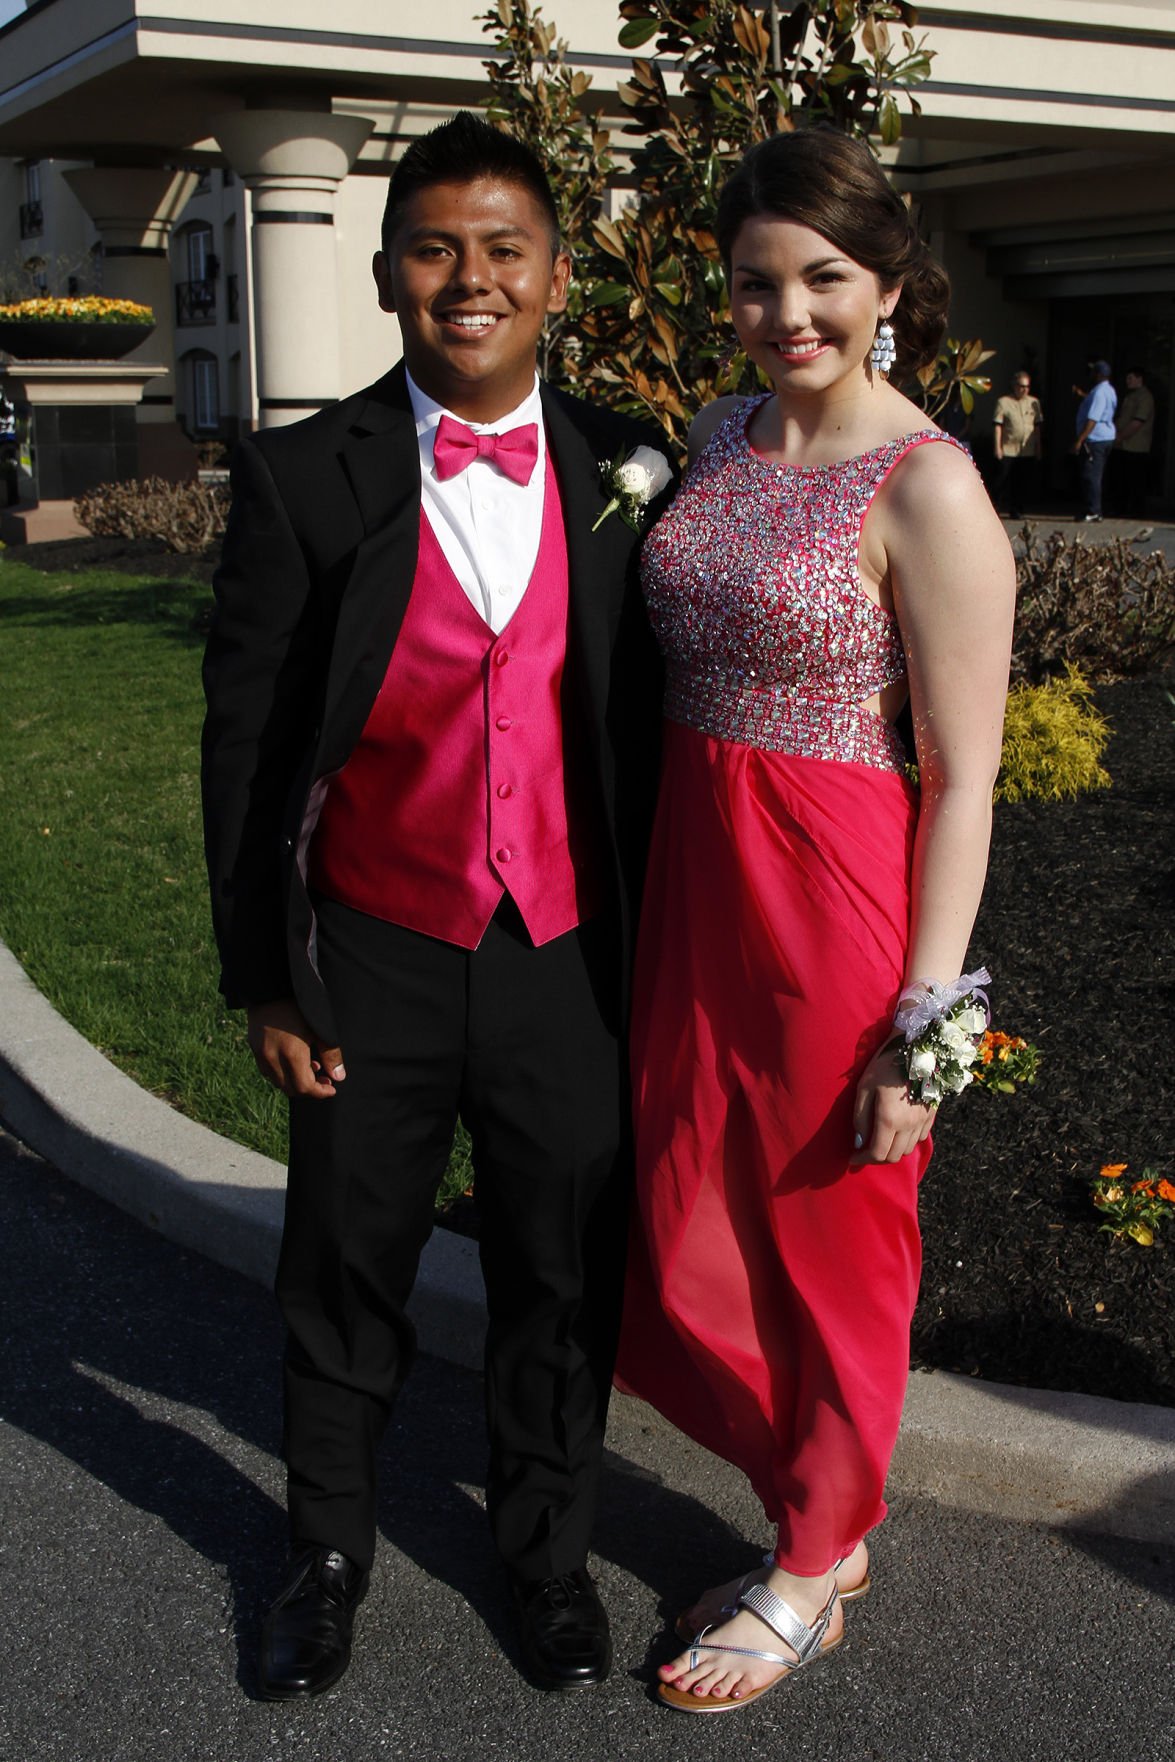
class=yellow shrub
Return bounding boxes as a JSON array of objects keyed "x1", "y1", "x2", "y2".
[{"x1": 995, "y1": 667, "x2": 1111, "y2": 803}]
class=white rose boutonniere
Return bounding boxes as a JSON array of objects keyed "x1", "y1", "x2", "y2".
[{"x1": 592, "y1": 444, "x2": 673, "y2": 533}]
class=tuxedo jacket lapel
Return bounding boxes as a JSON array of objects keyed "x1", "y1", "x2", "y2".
[
  {"x1": 320, "y1": 367, "x2": 422, "y2": 773},
  {"x1": 541, "y1": 386, "x2": 630, "y2": 742}
]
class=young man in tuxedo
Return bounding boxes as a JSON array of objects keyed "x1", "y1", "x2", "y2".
[{"x1": 201, "y1": 113, "x2": 670, "y2": 1699}]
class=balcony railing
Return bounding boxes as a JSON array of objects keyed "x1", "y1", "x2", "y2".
[
  {"x1": 175, "y1": 278, "x2": 216, "y2": 326},
  {"x1": 19, "y1": 200, "x2": 43, "y2": 239},
  {"x1": 227, "y1": 273, "x2": 239, "y2": 323}
]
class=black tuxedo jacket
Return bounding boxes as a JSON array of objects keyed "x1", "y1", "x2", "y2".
[{"x1": 201, "y1": 364, "x2": 670, "y2": 1044}]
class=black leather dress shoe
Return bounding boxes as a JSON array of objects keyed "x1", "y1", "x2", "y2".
[
  {"x1": 258, "y1": 1544, "x2": 369, "y2": 1701},
  {"x1": 510, "y1": 1568, "x2": 612, "y2": 1690}
]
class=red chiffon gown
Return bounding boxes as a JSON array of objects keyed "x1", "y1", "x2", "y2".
[{"x1": 617, "y1": 400, "x2": 968, "y2": 1575}]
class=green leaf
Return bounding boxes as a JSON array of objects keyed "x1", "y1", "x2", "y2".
[
  {"x1": 654, "y1": 281, "x2": 683, "y2": 305},
  {"x1": 588, "y1": 281, "x2": 630, "y2": 307},
  {"x1": 618, "y1": 17, "x2": 660, "y2": 48},
  {"x1": 878, "y1": 93, "x2": 901, "y2": 145}
]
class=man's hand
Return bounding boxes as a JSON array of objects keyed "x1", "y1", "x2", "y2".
[{"x1": 246, "y1": 998, "x2": 346, "y2": 1099}]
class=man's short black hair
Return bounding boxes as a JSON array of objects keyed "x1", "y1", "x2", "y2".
[{"x1": 380, "y1": 111, "x2": 561, "y2": 258}]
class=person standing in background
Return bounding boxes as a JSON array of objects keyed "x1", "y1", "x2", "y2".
[
  {"x1": 1071, "y1": 360, "x2": 1116, "y2": 523},
  {"x1": 991, "y1": 370, "x2": 1043, "y2": 519},
  {"x1": 1112, "y1": 366, "x2": 1155, "y2": 518}
]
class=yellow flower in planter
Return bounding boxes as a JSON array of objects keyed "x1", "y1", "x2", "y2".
[{"x1": 0, "y1": 296, "x2": 154, "y2": 323}]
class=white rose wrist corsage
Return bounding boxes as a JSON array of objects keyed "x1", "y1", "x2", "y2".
[
  {"x1": 892, "y1": 967, "x2": 992, "y2": 1106},
  {"x1": 592, "y1": 445, "x2": 673, "y2": 532}
]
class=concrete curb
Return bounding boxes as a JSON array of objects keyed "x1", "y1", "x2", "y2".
[{"x1": 1, "y1": 937, "x2": 1172, "y2": 1545}]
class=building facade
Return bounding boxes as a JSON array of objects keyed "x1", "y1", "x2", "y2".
[{"x1": 1, "y1": 0, "x2": 1173, "y2": 506}]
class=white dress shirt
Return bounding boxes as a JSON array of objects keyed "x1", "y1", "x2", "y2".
[{"x1": 406, "y1": 370, "x2": 547, "y2": 635}]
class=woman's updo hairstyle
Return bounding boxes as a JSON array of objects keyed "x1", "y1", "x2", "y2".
[{"x1": 715, "y1": 128, "x2": 949, "y2": 381}]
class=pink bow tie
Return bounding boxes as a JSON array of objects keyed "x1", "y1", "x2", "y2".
[{"x1": 432, "y1": 413, "x2": 539, "y2": 487}]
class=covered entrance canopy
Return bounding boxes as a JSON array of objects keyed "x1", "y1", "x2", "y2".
[{"x1": 2, "y1": 0, "x2": 1175, "y2": 491}]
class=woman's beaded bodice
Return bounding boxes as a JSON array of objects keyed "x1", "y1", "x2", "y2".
[{"x1": 642, "y1": 398, "x2": 968, "y2": 772}]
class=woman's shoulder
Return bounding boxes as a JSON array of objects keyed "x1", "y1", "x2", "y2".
[
  {"x1": 861, "y1": 427, "x2": 986, "y2": 539},
  {"x1": 882, "y1": 426, "x2": 979, "y2": 499},
  {"x1": 687, "y1": 395, "x2": 754, "y2": 465}
]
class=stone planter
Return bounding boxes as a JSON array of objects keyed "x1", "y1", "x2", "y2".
[{"x1": 0, "y1": 320, "x2": 155, "y2": 362}]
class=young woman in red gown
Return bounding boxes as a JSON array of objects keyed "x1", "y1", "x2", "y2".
[{"x1": 616, "y1": 130, "x2": 1015, "y2": 1713}]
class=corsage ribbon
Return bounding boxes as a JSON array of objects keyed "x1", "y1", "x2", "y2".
[{"x1": 894, "y1": 967, "x2": 992, "y2": 1041}]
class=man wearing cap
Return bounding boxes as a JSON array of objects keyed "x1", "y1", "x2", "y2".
[{"x1": 1071, "y1": 361, "x2": 1117, "y2": 523}]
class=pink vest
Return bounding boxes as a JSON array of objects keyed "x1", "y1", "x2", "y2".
[{"x1": 309, "y1": 455, "x2": 601, "y2": 948}]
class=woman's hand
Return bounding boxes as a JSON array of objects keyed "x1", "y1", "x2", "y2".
[
  {"x1": 246, "y1": 997, "x2": 346, "y2": 1099},
  {"x1": 850, "y1": 1038, "x2": 935, "y2": 1167}
]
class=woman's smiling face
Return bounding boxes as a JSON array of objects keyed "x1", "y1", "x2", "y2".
[{"x1": 727, "y1": 216, "x2": 899, "y2": 397}]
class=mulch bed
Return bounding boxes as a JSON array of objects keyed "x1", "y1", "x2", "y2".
[
  {"x1": 8, "y1": 533, "x2": 219, "y2": 586},
  {"x1": 913, "y1": 669, "x2": 1174, "y2": 1406},
  {"x1": 18, "y1": 536, "x2": 1171, "y2": 1403}
]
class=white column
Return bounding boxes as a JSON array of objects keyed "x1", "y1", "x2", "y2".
[
  {"x1": 62, "y1": 167, "x2": 200, "y2": 424},
  {"x1": 211, "y1": 111, "x2": 373, "y2": 429}
]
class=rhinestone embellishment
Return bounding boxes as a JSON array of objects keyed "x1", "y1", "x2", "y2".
[{"x1": 642, "y1": 398, "x2": 971, "y2": 774}]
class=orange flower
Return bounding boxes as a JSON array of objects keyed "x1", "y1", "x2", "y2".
[
  {"x1": 1157, "y1": 1180, "x2": 1175, "y2": 1204},
  {"x1": 1099, "y1": 1163, "x2": 1128, "y2": 1179},
  {"x1": 1131, "y1": 1180, "x2": 1157, "y2": 1196}
]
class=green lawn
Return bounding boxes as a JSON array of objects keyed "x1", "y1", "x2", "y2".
[{"x1": 0, "y1": 552, "x2": 469, "y2": 1197}]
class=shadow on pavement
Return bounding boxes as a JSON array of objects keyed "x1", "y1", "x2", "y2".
[
  {"x1": 2, "y1": 1131, "x2": 747, "y2": 1702},
  {"x1": 1, "y1": 1137, "x2": 288, "y2": 1695}
]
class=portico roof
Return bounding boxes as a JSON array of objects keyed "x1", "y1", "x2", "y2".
[
  {"x1": 0, "y1": 0, "x2": 630, "y2": 163},
  {"x1": 2, "y1": 0, "x2": 1175, "y2": 171}
]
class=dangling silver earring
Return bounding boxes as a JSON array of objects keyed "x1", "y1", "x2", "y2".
[{"x1": 870, "y1": 319, "x2": 896, "y2": 378}]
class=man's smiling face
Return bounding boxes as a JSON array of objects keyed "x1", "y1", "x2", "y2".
[{"x1": 374, "y1": 176, "x2": 571, "y2": 422}]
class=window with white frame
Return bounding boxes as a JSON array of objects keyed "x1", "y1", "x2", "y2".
[
  {"x1": 186, "y1": 352, "x2": 220, "y2": 433},
  {"x1": 186, "y1": 223, "x2": 214, "y2": 283}
]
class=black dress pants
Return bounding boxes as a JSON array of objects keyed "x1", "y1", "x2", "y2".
[{"x1": 277, "y1": 893, "x2": 627, "y2": 1579}]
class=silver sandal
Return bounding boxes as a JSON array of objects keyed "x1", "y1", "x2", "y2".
[
  {"x1": 673, "y1": 1548, "x2": 868, "y2": 1643},
  {"x1": 658, "y1": 1578, "x2": 842, "y2": 1713}
]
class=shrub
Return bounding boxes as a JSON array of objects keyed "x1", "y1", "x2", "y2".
[
  {"x1": 1012, "y1": 529, "x2": 1175, "y2": 685},
  {"x1": 75, "y1": 476, "x2": 229, "y2": 555},
  {"x1": 995, "y1": 666, "x2": 1111, "y2": 803},
  {"x1": 195, "y1": 439, "x2": 229, "y2": 470}
]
